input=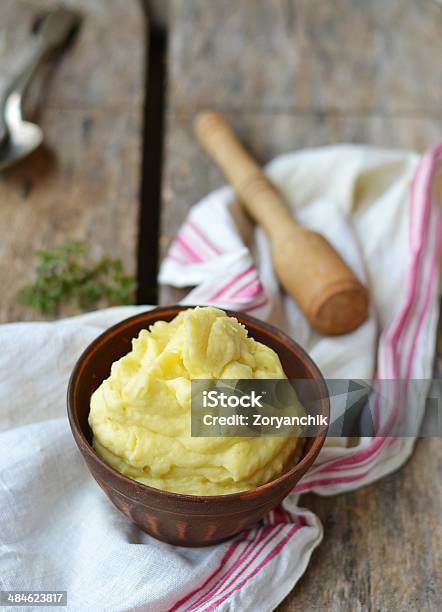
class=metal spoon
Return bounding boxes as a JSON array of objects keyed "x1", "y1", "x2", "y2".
[{"x1": 0, "y1": 6, "x2": 80, "y2": 170}]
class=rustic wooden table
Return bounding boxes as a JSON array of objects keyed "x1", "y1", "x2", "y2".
[
  {"x1": 161, "y1": 1, "x2": 442, "y2": 610},
  {"x1": 0, "y1": 0, "x2": 144, "y2": 321},
  {"x1": 1, "y1": 1, "x2": 441, "y2": 610}
]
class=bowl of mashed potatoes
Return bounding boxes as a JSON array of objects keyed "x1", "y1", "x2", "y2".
[{"x1": 68, "y1": 306, "x2": 329, "y2": 547}]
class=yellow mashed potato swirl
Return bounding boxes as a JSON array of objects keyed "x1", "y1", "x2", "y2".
[{"x1": 89, "y1": 306, "x2": 304, "y2": 495}]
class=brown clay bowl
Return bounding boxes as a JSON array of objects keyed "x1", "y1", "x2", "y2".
[{"x1": 67, "y1": 305, "x2": 329, "y2": 547}]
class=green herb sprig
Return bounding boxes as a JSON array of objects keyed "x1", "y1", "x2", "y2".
[{"x1": 18, "y1": 241, "x2": 137, "y2": 316}]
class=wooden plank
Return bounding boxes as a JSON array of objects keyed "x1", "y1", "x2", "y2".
[
  {"x1": 0, "y1": 0, "x2": 144, "y2": 322},
  {"x1": 161, "y1": 2, "x2": 442, "y2": 609},
  {"x1": 167, "y1": 0, "x2": 442, "y2": 115}
]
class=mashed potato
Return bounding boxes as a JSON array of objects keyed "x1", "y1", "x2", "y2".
[{"x1": 89, "y1": 306, "x2": 304, "y2": 495}]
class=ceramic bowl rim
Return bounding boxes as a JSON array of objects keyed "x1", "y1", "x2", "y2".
[{"x1": 67, "y1": 305, "x2": 329, "y2": 503}]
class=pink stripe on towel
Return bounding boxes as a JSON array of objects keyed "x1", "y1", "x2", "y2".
[
  {"x1": 209, "y1": 264, "x2": 255, "y2": 300},
  {"x1": 204, "y1": 525, "x2": 301, "y2": 611},
  {"x1": 175, "y1": 235, "x2": 205, "y2": 263},
  {"x1": 187, "y1": 220, "x2": 222, "y2": 255}
]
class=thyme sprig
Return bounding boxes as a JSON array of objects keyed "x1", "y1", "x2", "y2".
[{"x1": 18, "y1": 241, "x2": 137, "y2": 315}]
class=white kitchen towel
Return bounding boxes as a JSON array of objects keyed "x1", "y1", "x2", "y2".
[{"x1": 0, "y1": 145, "x2": 441, "y2": 612}]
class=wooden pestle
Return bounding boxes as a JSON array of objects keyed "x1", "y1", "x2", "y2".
[{"x1": 194, "y1": 111, "x2": 369, "y2": 335}]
